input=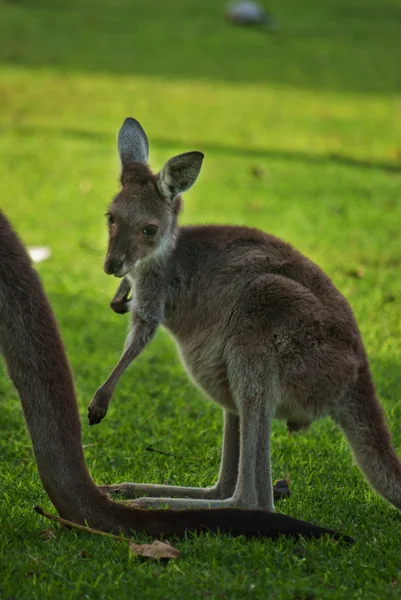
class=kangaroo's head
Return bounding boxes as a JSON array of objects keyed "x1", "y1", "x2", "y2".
[{"x1": 104, "y1": 118, "x2": 204, "y2": 277}]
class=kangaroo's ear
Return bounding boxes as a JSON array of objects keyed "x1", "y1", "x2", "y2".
[
  {"x1": 157, "y1": 151, "x2": 204, "y2": 200},
  {"x1": 117, "y1": 117, "x2": 149, "y2": 169}
]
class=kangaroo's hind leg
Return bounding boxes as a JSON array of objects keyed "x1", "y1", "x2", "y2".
[
  {"x1": 225, "y1": 350, "x2": 277, "y2": 511},
  {"x1": 100, "y1": 410, "x2": 240, "y2": 500},
  {"x1": 126, "y1": 347, "x2": 277, "y2": 510}
]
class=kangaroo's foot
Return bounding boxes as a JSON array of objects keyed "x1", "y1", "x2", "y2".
[
  {"x1": 129, "y1": 496, "x2": 264, "y2": 510},
  {"x1": 99, "y1": 482, "x2": 224, "y2": 500},
  {"x1": 100, "y1": 479, "x2": 290, "y2": 502}
]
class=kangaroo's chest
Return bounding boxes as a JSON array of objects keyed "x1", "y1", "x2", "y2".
[{"x1": 170, "y1": 331, "x2": 238, "y2": 414}]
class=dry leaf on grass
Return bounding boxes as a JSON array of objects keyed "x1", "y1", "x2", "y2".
[
  {"x1": 129, "y1": 540, "x2": 180, "y2": 561},
  {"x1": 34, "y1": 506, "x2": 180, "y2": 560}
]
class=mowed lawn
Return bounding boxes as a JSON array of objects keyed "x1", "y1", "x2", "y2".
[{"x1": 1, "y1": 0, "x2": 401, "y2": 598}]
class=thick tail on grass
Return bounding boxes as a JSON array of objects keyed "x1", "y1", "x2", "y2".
[
  {"x1": 144, "y1": 507, "x2": 354, "y2": 542},
  {"x1": 88, "y1": 496, "x2": 354, "y2": 542},
  {"x1": 334, "y1": 360, "x2": 401, "y2": 511}
]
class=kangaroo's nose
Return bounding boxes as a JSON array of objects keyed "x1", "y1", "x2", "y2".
[{"x1": 104, "y1": 257, "x2": 123, "y2": 275}]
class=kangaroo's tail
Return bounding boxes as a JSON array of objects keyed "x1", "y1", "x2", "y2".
[
  {"x1": 334, "y1": 358, "x2": 401, "y2": 510},
  {"x1": 86, "y1": 495, "x2": 353, "y2": 542}
]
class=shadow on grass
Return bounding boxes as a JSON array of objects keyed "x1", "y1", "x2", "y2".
[
  {"x1": 6, "y1": 123, "x2": 401, "y2": 175},
  {"x1": 1, "y1": 0, "x2": 400, "y2": 95}
]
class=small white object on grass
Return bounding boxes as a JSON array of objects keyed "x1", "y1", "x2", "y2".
[
  {"x1": 28, "y1": 246, "x2": 51, "y2": 264},
  {"x1": 225, "y1": 2, "x2": 275, "y2": 28}
]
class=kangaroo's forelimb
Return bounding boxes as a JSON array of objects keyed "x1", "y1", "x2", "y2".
[
  {"x1": 88, "y1": 314, "x2": 159, "y2": 425},
  {"x1": 0, "y1": 209, "x2": 350, "y2": 541}
]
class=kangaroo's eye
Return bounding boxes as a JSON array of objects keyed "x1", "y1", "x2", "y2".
[
  {"x1": 143, "y1": 225, "x2": 158, "y2": 237},
  {"x1": 106, "y1": 213, "x2": 115, "y2": 226}
]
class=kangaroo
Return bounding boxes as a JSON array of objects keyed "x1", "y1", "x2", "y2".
[
  {"x1": 88, "y1": 117, "x2": 401, "y2": 516},
  {"x1": 0, "y1": 209, "x2": 351, "y2": 540}
]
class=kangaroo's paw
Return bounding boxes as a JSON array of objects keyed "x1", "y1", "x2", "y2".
[
  {"x1": 110, "y1": 296, "x2": 131, "y2": 315},
  {"x1": 87, "y1": 402, "x2": 107, "y2": 425},
  {"x1": 87, "y1": 388, "x2": 110, "y2": 425},
  {"x1": 110, "y1": 278, "x2": 132, "y2": 314}
]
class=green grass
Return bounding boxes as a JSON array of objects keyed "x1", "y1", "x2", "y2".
[{"x1": 0, "y1": 0, "x2": 401, "y2": 598}]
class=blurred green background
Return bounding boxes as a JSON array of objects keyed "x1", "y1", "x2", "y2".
[{"x1": 0, "y1": 1, "x2": 401, "y2": 598}]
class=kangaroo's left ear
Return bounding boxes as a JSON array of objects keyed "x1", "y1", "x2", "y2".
[{"x1": 157, "y1": 151, "x2": 204, "y2": 200}]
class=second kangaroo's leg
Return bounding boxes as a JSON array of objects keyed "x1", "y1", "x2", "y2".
[
  {"x1": 333, "y1": 360, "x2": 401, "y2": 510},
  {"x1": 100, "y1": 411, "x2": 240, "y2": 500}
]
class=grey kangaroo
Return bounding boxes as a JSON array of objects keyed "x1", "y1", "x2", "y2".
[
  {"x1": 88, "y1": 117, "x2": 401, "y2": 515},
  {"x1": 1, "y1": 209, "x2": 351, "y2": 540}
]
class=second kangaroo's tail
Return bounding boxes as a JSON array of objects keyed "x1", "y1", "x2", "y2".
[
  {"x1": 334, "y1": 359, "x2": 401, "y2": 511},
  {"x1": 92, "y1": 497, "x2": 354, "y2": 543}
]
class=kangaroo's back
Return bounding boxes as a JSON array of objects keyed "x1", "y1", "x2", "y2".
[{"x1": 164, "y1": 225, "x2": 361, "y2": 354}]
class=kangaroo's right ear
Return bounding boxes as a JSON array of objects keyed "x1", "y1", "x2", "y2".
[
  {"x1": 157, "y1": 151, "x2": 204, "y2": 200},
  {"x1": 117, "y1": 117, "x2": 149, "y2": 169}
]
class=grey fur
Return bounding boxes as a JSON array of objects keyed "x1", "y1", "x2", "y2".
[{"x1": 88, "y1": 119, "x2": 401, "y2": 513}]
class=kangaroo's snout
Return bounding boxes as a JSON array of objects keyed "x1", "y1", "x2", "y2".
[{"x1": 104, "y1": 257, "x2": 124, "y2": 276}]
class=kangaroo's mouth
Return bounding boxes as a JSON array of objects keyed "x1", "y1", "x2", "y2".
[
  {"x1": 113, "y1": 268, "x2": 129, "y2": 278},
  {"x1": 110, "y1": 258, "x2": 142, "y2": 278}
]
